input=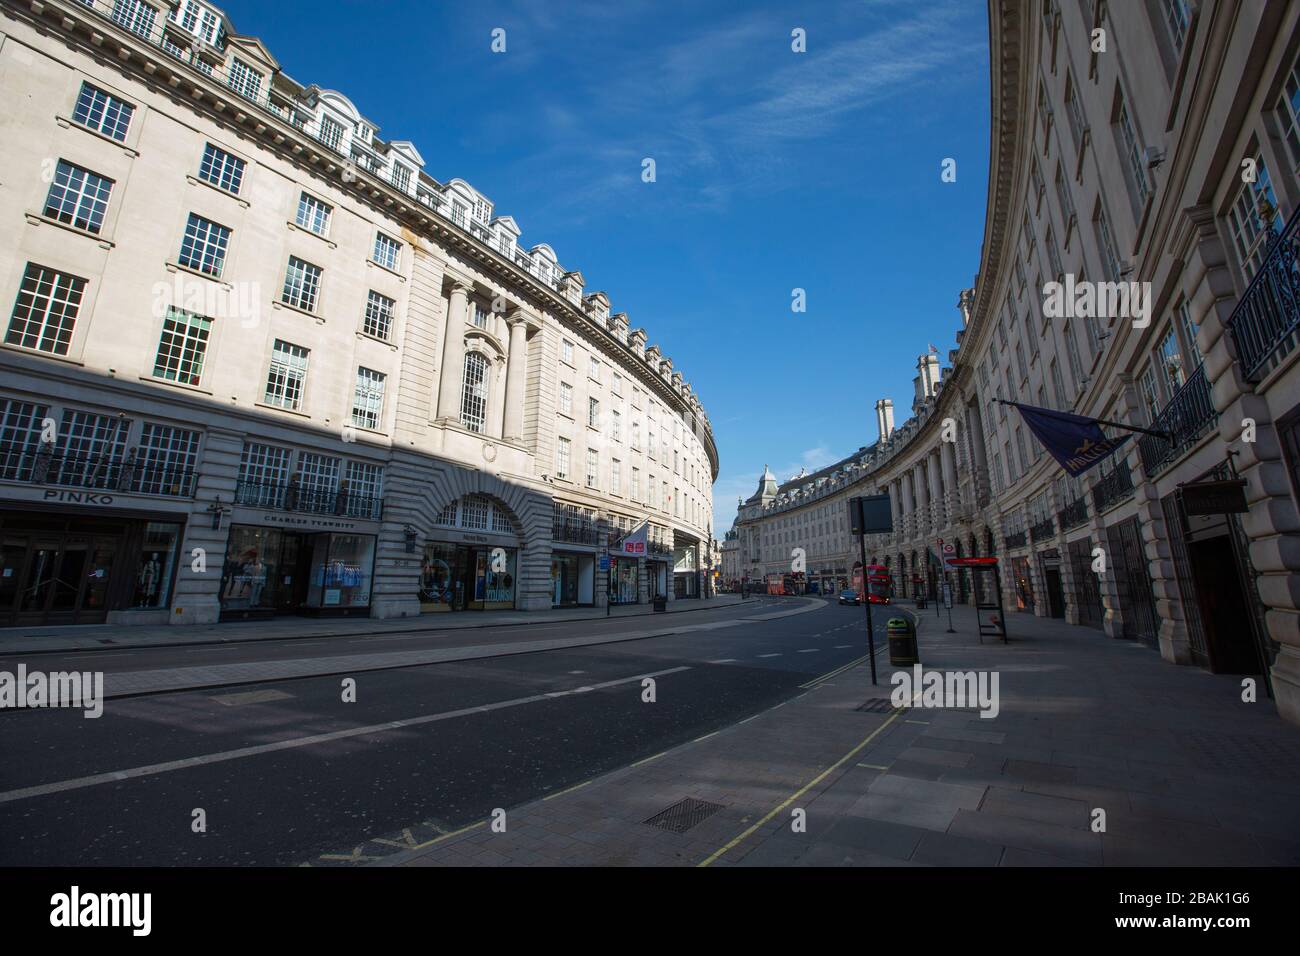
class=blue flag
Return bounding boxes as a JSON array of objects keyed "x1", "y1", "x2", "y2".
[{"x1": 1007, "y1": 402, "x2": 1130, "y2": 477}]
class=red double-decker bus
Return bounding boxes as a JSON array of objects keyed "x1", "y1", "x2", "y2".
[{"x1": 852, "y1": 565, "x2": 893, "y2": 604}]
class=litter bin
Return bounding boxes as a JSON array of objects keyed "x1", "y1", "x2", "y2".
[
  {"x1": 887, "y1": 617, "x2": 919, "y2": 666},
  {"x1": 653, "y1": 596, "x2": 667, "y2": 613}
]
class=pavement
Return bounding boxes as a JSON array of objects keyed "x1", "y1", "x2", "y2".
[
  {"x1": 0, "y1": 592, "x2": 754, "y2": 655},
  {"x1": 369, "y1": 607, "x2": 1300, "y2": 868}
]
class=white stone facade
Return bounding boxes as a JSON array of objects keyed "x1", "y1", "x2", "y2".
[{"x1": 0, "y1": 0, "x2": 716, "y2": 626}]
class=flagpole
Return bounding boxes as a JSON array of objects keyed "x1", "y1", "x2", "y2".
[{"x1": 993, "y1": 399, "x2": 1172, "y2": 441}]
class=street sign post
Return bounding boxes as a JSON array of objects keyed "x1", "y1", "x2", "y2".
[{"x1": 848, "y1": 493, "x2": 893, "y2": 686}]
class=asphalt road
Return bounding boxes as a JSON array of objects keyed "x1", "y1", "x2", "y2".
[{"x1": 0, "y1": 598, "x2": 908, "y2": 866}]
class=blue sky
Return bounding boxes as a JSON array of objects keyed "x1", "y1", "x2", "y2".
[{"x1": 218, "y1": 0, "x2": 991, "y2": 535}]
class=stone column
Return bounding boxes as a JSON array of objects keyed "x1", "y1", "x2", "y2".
[
  {"x1": 928, "y1": 449, "x2": 944, "y2": 531},
  {"x1": 503, "y1": 311, "x2": 529, "y2": 442},
  {"x1": 941, "y1": 440, "x2": 959, "y2": 522},
  {"x1": 436, "y1": 277, "x2": 471, "y2": 422},
  {"x1": 913, "y1": 462, "x2": 929, "y2": 538}
]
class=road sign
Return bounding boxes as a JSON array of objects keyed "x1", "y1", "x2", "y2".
[{"x1": 599, "y1": 554, "x2": 610, "y2": 571}]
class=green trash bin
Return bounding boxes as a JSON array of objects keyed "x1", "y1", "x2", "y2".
[{"x1": 887, "y1": 617, "x2": 919, "y2": 666}]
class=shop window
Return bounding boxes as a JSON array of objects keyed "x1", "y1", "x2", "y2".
[{"x1": 132, "y1": 522, "x2": 181, "y2": 608}]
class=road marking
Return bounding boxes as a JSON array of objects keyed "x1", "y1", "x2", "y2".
[
  {"x1": 757, "y1": 653, "x2": 781, "y2": 658},
  {"x1": 630, "y1": 751, "x2": 669, "y2": 767},
  {"x1": 834, "y1": 645, "x2": 851, "y2": 649},
  {"x1": 697, "y1": 705, "x2": 909, "y2": 867},
  {"x1": 0, "y1": 665, "x2": 691, "y2": 806},
  {"x1": 707, "y1": 659, "x2": 738, "y2": 664},
  {"x1": 796, "y1": 648, "x2": 818, "y2": 653},
  {"x1": 543, "y1": 779, "x2": 592, "y2": 801},
  {"x1": 856, "y1": 763, "x2": 890, "y2": 771}
]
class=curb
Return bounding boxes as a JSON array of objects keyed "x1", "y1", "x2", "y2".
[{"x1": 0, "y1": 597, "x2": 764, "y2": 657}]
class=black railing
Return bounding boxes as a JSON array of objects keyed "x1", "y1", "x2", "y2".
[
  {"x1": 235, "y1": 478, "x2": 383, "y2": 520},
  {"x1": 1227, "y1": 205, "x2": 1300, "y2": 382},
  {"x1": 1030, "y1": 517, "x2": 1056, "y2": 542},
  {"x1": 0, "y1": 443, "x2": 195, "y2": 497},
  {"x1": 1003, "y1": 530, "x2": 1028, "y2": 549},
  {"x1": 1057, "y1": 496, "x2": 1090, "y2": 531},
  {"x1": 1137, "y1": 364, "x2": 1218, "y2": 478},
  {"x1": 1093, "y1": 457, "x2": 1135, "y2": 513},
  {"x1": 552, "y1": 520, "x2": 599, "y2": 545}
]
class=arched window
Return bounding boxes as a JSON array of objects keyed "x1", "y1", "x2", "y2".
[{"x1": 461, "y1": 352, "x2": 489, "y2": 433}]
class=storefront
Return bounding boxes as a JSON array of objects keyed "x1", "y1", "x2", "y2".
[
  {"x1": 1010, "y1": 555, "x2": 1035, "y2": 612},
  {"x1": 551, "y1": 551, "x2": 595, "y2": 607},
  {"x1": 220, "y1": 520, "x2": 375, "y2": 620},
  {"x1": 673, "y1": 542, "x2": 699, "y2": 599},
  {"x1": 419, "y1": 541, "x2": 519, "y2": 612},
  {"x1": 646, "y1": 559, "x2": 668, "y2": 600},
  {"x1": 611, "y1": 557, "x2": 639, "y2": 605},
  {"x1": 0, "y1": 505, "x2": 185, "y2": 627}
]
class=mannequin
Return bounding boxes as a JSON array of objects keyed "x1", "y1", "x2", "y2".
[{"x1": 137, "y1": 553, "x2": 160, "y2": 607}]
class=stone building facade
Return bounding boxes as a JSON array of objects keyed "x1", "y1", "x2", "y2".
[{"x1": 0, "y1": 0, "x2": 716, "y2": 627}]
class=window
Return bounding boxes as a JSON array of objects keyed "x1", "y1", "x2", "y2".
[
  {"x1": 227, "y1": 58, "x2": 264, "y2": 101},
  {"x1": 631, "y1": 419, "x2": 641, "y2": 449},
  {"x1": 178, "y1": 213, "x2": 231, "y2": 277},
  {"x1": 43, "y1": 160, "x2": 113, "y2": 234},
  {"x1": 559, "y1": 381, "x2": 573, "y2": 416},
  {"x1": 352, "y1": 367, "x2": 386, "y2": 430},
  {"x1": 1045, "y1": 225, "x2": 1064, "y2": 280},
  {"x1": 1096, "y1": 206, "x2": 1122, "y2": 280},
  {"x1": 296, "y1": 192, "x2": 331, "y2": 235},
  {"x1": 298, "y1": 452, "x2": 340, "y2": 497},
  {"x1": 1063, "y1": 320, "x2": 1085, "y2": 389},
  {"x1": 282, "y1": 256, "x2": 322, "y2": 312},
  {"x1": 73, "y1": 82, "x2": 135, "y2": 142},
  {"x1": 1280, "y1": 54, "x2": 1300, "y2": 174},
  {"x1": 238, "y1": 442, "x2": 291, "y2": 494},
  {"x1": 649, "y1": 475, "x2": 657, "y2": 508},
  {"x1": 111, "y1": 0, "x2": 157, "y2": 39},
  {"x1": 362, "y1": 290, "x2": 395, "y2": 340},
  {"x1": 1157, "y1": 328, "x2": 1185, "y2": 395},
  {"x1": 611, "y1": 458, "x2": 622, "y2": 495},
  {"x1": 451, "y1": 201, "x2": 467, "y2": 227},
  {"x1": 586, "y1": 448, "x2": 598, "y2": 489},
  {"x1": 392, "y1": 164, "x2": 412, "y2": 193},
  {"x1": 460, "y1": 352, "x2": 488, "y2": 433},
  {"x1": 1161, "y1": 0, "x2": 1192, "y2": 55},
  {"x1": 1116, "y1": 95, "x2": 1150, "y2": 210},
  {"x1": 632, "y1": 467, "x2": 641, "y2": 500},
  {"x1": 556, "y1": 437, "x2": 571, "y2": 479},
  {"x1": 1139, "y1": 365, "x2": 1161, "y2": 423},
  {"x1": 345, "y1": 461, "x2": 384, "y2": 515},
  {"x1": 1178, "y1": 300, "x2": 1204, "y2": 370},
  {"x1": 612, "y1": 373, "x2": 622, "y2": 395},
  {"x1": 1227, "y1": 154, "x2": 1281, "y2": 279},
  {"x1": 319, "y1": 116, "x2": 345, "y2": 152},
  {"x1": 561, "y1": 339, "x2": 574, "y2": 365},
  {"x1": 588, "y1": 397, "x2": 599, "y2": 428},
  {"x1": 198, "y1": 143, "x2": 245, "y2": 194},
  {"x1": 6, "y1": 264, "x2": 86, "y2": 356},
  {"x1": 611, "y1": 409, "x2": 621, "y2": 442},
  {"x1": 374, "y1": 232, "x2": 401, "y2": 271},
  {"x1": 134, "y1": 423, "x2": 200, "y2": 496},
  {"x1": 589, "y1": 356, "x2": 600, "y2": 381},
  {"x1": 1065, "y1": 72, "x2": 1086, "y2": 148},
  {"x1": 264, "y1": 339, "x2": 309, "y2": 410},
  {"x1": 152, "y1": 308, "x2": 211, "y2": 385},
  {"x1": 1054, "y1": 164, "x2": 1075, "y2": 229}
]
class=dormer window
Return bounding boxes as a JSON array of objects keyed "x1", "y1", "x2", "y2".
[
  {"x1": 319, "y1": 115, "x2": 344, "y2": 152},
  {"x1": 112, "y1": 0, "x2": 158, "y2": 40},
  {"x1": 392, "y1": 163, "x2": 412, "y2": 193},
  {"x1": 473, "y1": 198, "x2": 492, "y2": 223},
  {"x1": 227, "y1": 58, "x2": 263, "y2": 102},
  {"x1": 356, "y1": 123, "x2": 373, "y2": 143}
]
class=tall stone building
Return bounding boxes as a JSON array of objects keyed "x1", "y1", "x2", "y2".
[
  {"x1": 0, "y1": 0, "x2": 716, "y2": 627},
  {"x1": 731, "y1": 0, "x2": 1300, "y2": 725}
]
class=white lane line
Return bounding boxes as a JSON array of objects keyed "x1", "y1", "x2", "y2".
[
  {"x1": 796, "y1": 648, "x2": 819, "y2": 653},
  {"x1": 707, "y1": 659, "x2": 739, "y2": 664},
  {"x1": 0, "y1": 665, "x2": 691, "y2": 806},
  {"x1": 757, "y1": 653, "x2": 781, "y2": 658}
]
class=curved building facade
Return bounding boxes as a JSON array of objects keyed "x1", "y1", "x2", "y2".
[
  {"x1": 732, "y1": 0, "x2": 1300, "y2": 724},
  {"x1": 0, "y1": 0, "x2": 717, "y2": 627}
]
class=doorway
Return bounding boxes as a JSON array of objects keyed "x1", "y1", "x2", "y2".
[
  {"x1": 1186, "y1": 531, "x2": 1265, "y2": 675},
  {"x1": 0, "y1": 530, "x2": 118, "y2": 626}
]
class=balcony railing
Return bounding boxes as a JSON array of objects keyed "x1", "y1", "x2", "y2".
[
  {"x1": 552, "y1": 520, "x2": 599, "y2": 545},
  {"x1": 1029, "y1": 516, "x2": 1056, "y2": 542},
  {"x1": 1092, "y1": 457, "x2": 1135, "y2": 513},
  {"x1": 235, "y1": 478, "x2": 383, "y2": 520},
  {"x1": 1227, "y1": 205, "x2": 1300, "y2": 382},
  {"x1": 1137, "y1": 364, "x2": 1218, "y2": 478},
  {"x1": 1057, "y1": 495, "x2": 1090, "y2": 531},
  {"x1": 0, "y1": 443, "x2": 196, "y2": 497},
  {"x1": 1003, "y1": 530, "x2": 1028, "y2": 549}
]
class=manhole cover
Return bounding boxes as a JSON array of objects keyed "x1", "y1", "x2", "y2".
[
  {"x1": 644, "y1": 797, "x2": 725, "y2": 833},
  {"x1": 856, "y1": 699, "x2": 897, "y2": 713}
]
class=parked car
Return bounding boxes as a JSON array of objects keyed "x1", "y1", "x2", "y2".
[{"x1": 838, "y1": 589, "x2": 860, "y2": 606}]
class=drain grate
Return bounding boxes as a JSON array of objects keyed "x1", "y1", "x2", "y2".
[
  {"x1": 856, "y1": 698, "x2": 898, "y2": 713},
  {"x1": 644, "y1": 797, "x2": 725, "y2": 833}
]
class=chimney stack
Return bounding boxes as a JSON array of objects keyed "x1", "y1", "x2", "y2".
[{"x1": 875, "y1": 399, "x2": 895, "y2": 442}]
